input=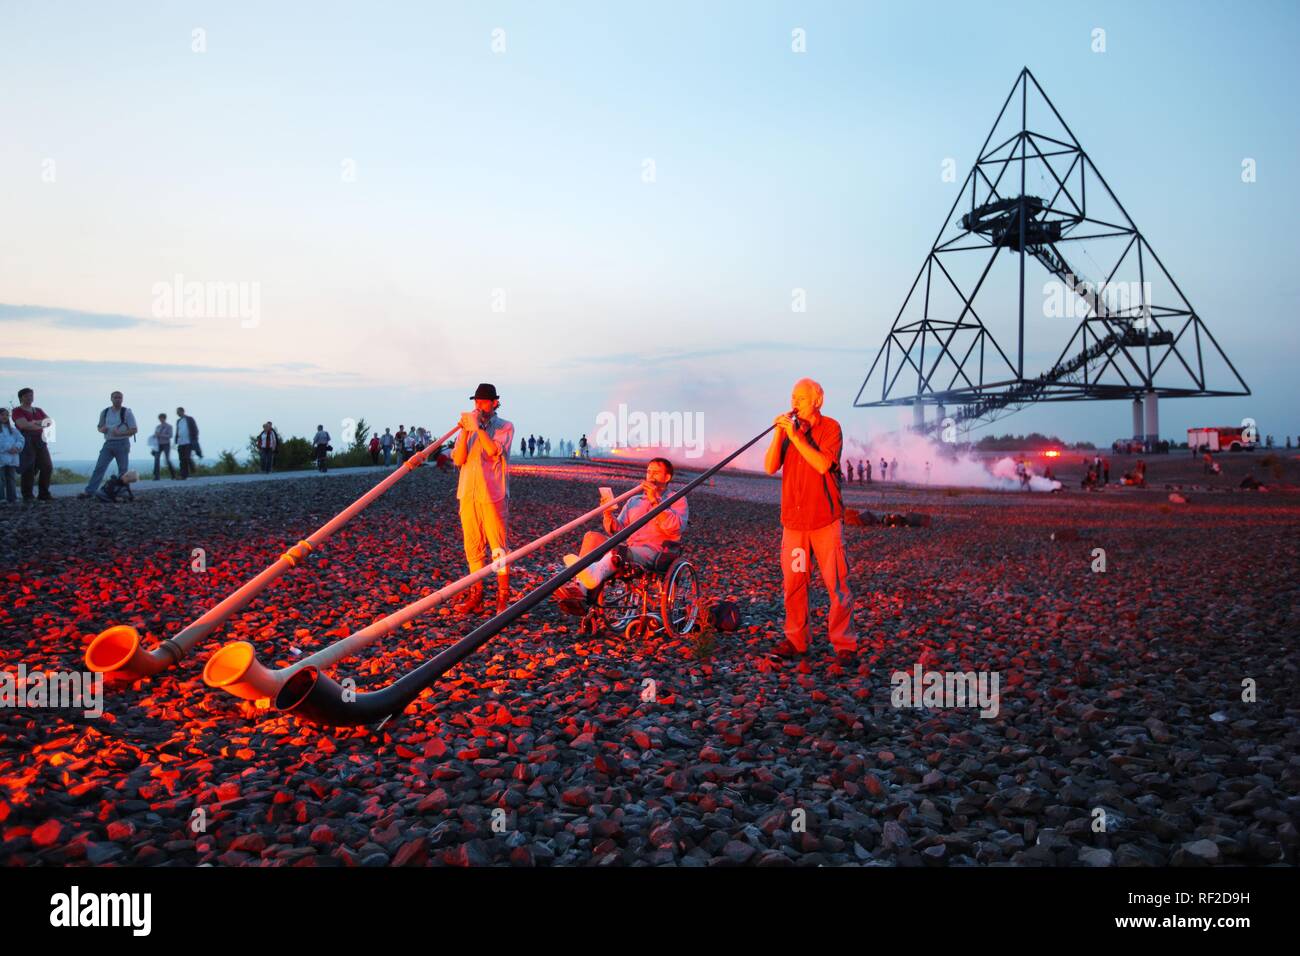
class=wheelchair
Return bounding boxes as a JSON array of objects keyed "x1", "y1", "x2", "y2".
[{"x1": 560, "y1": 542, "x2": 702, "y2": 640}]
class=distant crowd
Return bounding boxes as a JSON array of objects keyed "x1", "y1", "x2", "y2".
[{"x1": 0, "y1": 386, "x2": 596, "y2": 503}]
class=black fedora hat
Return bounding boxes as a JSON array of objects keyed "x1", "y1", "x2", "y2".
[{"x1": 470, "y1": 383, "x2": 500, "y2": 401}]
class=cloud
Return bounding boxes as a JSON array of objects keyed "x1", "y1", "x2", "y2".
[
  {"x1": 557, "y1": 339, "x2": 872, "y2": 369},
  {"x1": 0, "y1": 354, "x2": 358, "y2": 384},
  {"x1": 0, "y1": 303, "x2": 182, "y2": 331}
]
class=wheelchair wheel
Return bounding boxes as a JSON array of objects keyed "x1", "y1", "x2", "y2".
[
  {"x1": 599, "y1": 576, "x2": 640, "y2": 633},
  {"x1": 659, "y1": 559, "x2": 700, "y2": 638},
  {"x1": 624, "y1": 619, "x2": 644, "y2": 640}
]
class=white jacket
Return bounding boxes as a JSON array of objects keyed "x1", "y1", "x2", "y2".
[{"x1": 0, "y1": 424, "x2": 25, "y2": 467}]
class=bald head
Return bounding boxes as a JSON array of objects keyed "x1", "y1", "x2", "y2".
[{"x1": 791, "y1": 378, "x2": 825, "y2": 421}]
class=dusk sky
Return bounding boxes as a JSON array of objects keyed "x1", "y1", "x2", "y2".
[{"x1": 3, "y1": 0, "x2": 1296, "y2": 462}]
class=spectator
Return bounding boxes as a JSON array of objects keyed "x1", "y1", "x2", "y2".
[
  {"x1": 0, "y1": 407, "x2": 25, "y2": 503},
  {"x1": 394, "y1": 425, "x2": 407, "y2": 464},
  {"x1": 175, "y1": 406, "x2": 201, "y2": 479},
  {"x1": 880, "y1": 457, "x2": 887, "y2": 481},
  {"x1": 891, "y1": 457, "x2": 899, "y2": 480},
  {"x1": 528, "y1": 435, "x2": 536, "y2": 457},
  {"x1": 151, "y1": 413, "x2": 176, "y2": 480},
  {"x1": 845, "y1": 459, "x2": 854, "y2": 482},
  {"x1": 1102, "y1": 458, "x2": 1110, "y2": 485},
  {"x1": 380, "y1": 427, "x2": 394, "y2": 466},
  {"x1": 312, "y1": 424, "x2": 331, "y2": 473},
  {"x1": 81, "y1": 391, "x2": 137, "y2": 499},
  {"x1": 520, "y1": 436, "x2": 527, "y2": 457},
  {"x1": 863, "y1": 459, "x2": 871, "y2": 483},
  {"x1": 12, "y1": 388, "x2": 53, "y2": 501},
  {"x1": 544, "y1": 438, "x2": 551, "y2": 457},
  {"x1": 368, "y1": 433, "x2": 381, "y2": 465},
  {"x1": 257, "y1": 422, "x2": 279, "y2": 473},
  {"x1": 580, "y1": 434, "x2": 589, "y2": 459}
]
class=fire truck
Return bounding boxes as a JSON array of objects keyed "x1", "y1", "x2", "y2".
[{"x1": 1188, "y1": 426, "x2": 1257, "y2": 453}]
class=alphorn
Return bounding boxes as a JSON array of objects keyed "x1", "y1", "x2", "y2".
[
  {"x1": 277, "y1": 423, "x2": 777, "y2": 726},
  {"x1": 85, "y1": 423, "x2": 462, "y2": 681},
  {"x1": 202, "y1": 486, "x2": 639, "y2": 701}
]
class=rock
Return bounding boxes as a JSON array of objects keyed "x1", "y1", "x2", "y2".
[
  {"x1": 31, "y1": 820, "x2": 63, "y2": 849},
  {"x1": 1078, "y1": 847, "x2": 1113, "y2": 867},
  {"x1": 722, "y1": 840, "x2": 756, "y2": 865},
  {"x1": 86, "y1": 842, "x2": 126, "y2": 865},
  {"x1": 1177, "y1": 839, "x2": 1220, "y2": 864},
  {"x1": 105, "y1": 820, "x2": 136, "y2": 841},
  {"x1": 882, "y1": 821, "x2": 910, "y2": 851},
  {"x1": 393, "y1": 837, "x2": 428, "y2": 866}
]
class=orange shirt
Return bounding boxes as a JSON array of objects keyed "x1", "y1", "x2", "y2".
[{"x1": 777, "y1": 415, "x2": 844, "y2": 530}]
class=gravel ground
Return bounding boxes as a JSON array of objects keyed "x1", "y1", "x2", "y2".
[{"x1": 1, "y1": 460, "x2": 1297, "y2": 867}]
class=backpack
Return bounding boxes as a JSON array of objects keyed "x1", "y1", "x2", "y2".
[
  {"x1": 100, "y1": 406, "x2": 136, "y2": 442},
  {"x1": 703, "y1": 600, "x2": 741, "y2": 632},
  {"x1": 96, "y1": 473, "x2": 136, "y2": 502}
]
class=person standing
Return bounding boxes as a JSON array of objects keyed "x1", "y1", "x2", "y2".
[
  {"x1": 394, "y1": 425, "x2": 407, "y2": 465},
  {"x1": 175, "y1": 407, "x2": 200, "y2": 479},
  {"x1": 845, "y1": 459, "x2": 855, "y2": 483},
  {"x1": 880, "y1": 457, "x2": 887, "y2": 481},
  {"x1": 520, "y1": 436, "x2": 527, "y2": 457},
  {"x1": 257, "y1": 422, "x2": 279, "y2": 473},
  {"x1": 863, "y1": 459, "x2": 871, "y2": 484},
  {"x1": 81, "y1": 391, "x2": 137, "y2": 499},
  {"x1": 0, "y1": 407, "x2": 25, "y2": 503},
  {"x1": 152, "y1": 413, "x2": 176, "y2": 480},
  {"x1": 380, "y1": 427, "x2": 394, "y2": 466},
  {"x1": 579, "y1": 434, "x2": 589, "y2": 459},
  {"x1": 764, "y1": 378, "x2": 857, "y2": 664},
  {"x1": 312, "y1": 424, "x2": 331, "y2": 473},
  {"x1": 452, "y1": 383, "x2": 514, "y2": 615},
  {"x1": 12, "y1": 388, "x2": 54, "y2": 501},
  {"x1": 368, "y1": 433, "x2": 381, "y2": 465},
  {"x1": 891, "y1": 457, "x2": 899, "y2": 480},
  {"x1": 544, "y1": 438, "x2": 551, "y2": 457},
  {"x1": 527, "y1": 434, "x2": 536, "y2": 458}
]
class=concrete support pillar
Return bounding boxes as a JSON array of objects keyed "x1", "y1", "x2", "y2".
[
  {"x1": 1131, "y1": 399, "x2": 1143, "y2": 442},
  {"x1": 913, "y1": 399, "x2": 924, "y2": 431},
  {"x1": 1143, "y1": 391, "x2": 1159, "y2": 447}
]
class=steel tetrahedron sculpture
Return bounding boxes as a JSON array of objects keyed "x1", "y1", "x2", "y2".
[{"x1": 854, "y1": 67, "x2": 1249, "y2": 438}]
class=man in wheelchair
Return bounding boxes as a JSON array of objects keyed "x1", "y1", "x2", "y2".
[{"x1": 556, "y1": 457, "x2": 687, "y2": 603}]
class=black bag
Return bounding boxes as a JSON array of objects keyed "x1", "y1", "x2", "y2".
[
  {"x1": 96, "y1": 475, "x2": 134, "y2": 502},
  {"x1": 705, "y1": 600, "x2": 741, "y2": 632}
]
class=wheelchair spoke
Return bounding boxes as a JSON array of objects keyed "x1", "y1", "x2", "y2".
[{"x1": 662, "y1": 562, "x2": 700, "y2": 636}]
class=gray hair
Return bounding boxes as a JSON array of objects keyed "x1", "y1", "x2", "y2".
[{"x1": 793, "y1": 377, "x2": 825, "y2": 408}]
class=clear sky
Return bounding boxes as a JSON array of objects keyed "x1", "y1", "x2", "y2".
[{"x1": 3, "y1": 0, "x2": 1297, "y2": 461}]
